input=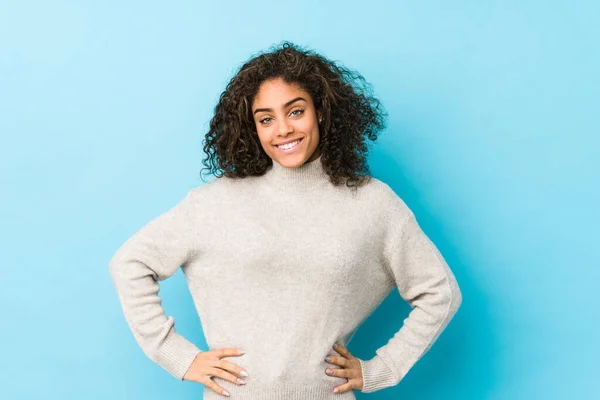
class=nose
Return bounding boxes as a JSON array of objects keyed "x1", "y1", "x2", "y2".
[{"x1": 277, "y1": 117, "x2": 293, "y2": 136}]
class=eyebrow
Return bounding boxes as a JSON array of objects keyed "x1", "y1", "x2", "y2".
[{"x1": 253, "y1": 97, "x2": 306, "y2": 115}]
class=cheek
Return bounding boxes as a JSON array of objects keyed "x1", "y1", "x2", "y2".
[
  {"x1": 256, "y1": 131, "x2": 273, "y2": 149},
  {"x1": 297, "y1": 118, "x2": 318, "y2": 133}
]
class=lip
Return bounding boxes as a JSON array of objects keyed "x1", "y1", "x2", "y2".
[
  {"x1": 274, "y1": 137, "x2": 304, "y2": 154},
  {"x1": 274, "y1": 137, "x2": 304, "y2": 146}
]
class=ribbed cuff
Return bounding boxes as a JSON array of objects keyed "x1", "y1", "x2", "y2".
[
  {"x1": 357, "y1": 354, "x2": 399, "y2": 393},
  {"x1": 155, "y1": 330, "x2": 202, "y2": 380}
]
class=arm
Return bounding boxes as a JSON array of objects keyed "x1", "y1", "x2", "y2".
[
  {"x1": 357, "y1": 188, "x2": 462, "y2": 393},
  {"x1": 108, "y1": 190, "x2": 202, "y2": 381}
]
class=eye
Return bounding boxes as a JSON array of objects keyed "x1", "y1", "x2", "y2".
[{"x1": 258, "y1": 109, "x2": 304, "y2": 125}]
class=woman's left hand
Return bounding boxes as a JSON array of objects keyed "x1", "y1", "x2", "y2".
[{"x1": 324, "y1": 343, "x2": 364, "y2": 394}]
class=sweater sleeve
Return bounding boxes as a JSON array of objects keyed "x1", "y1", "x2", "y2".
[
  {"x1": 357, "y1": 187, "x2": 462, "y2": 393},
  {"x1": 108, "y1": 190, "x2": 202, "y2": 381}
]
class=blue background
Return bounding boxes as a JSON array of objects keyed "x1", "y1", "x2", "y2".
[{"x1": 1, "y1": 1, "x2": 598, "y2": 399}]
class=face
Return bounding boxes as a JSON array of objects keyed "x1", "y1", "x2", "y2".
[{"x1": 251, "y1": 77, "x2": 322, "y2": 168}]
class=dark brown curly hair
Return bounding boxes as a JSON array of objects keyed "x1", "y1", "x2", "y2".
[{"x1": 200, "y1": 40, "x2": 388, "y2": 190}]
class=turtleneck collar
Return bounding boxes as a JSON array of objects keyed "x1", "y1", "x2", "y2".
[{"x1": 265, "y1": 154, "x2": 330, "y2": 189}]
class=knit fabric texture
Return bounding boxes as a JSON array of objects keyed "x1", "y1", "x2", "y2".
[{"x1": 109, "y1": 155, "x2": 462, "y2": 399}]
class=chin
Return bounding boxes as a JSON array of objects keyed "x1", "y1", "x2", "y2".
[
  {"x1": 276, "y1": 155, "x2": 304, "y2": 167},
  {"x1": 272, "y1": 152, "x2": 310, "y2": 167}
]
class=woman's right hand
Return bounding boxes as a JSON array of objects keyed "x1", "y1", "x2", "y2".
[{"x1": 183, "y1": 347, "x2": 249, "y2": 397}]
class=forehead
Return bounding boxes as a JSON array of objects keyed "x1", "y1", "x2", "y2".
[{"x1": 253, "y1": 78, "x2": 310, "y2": 107}]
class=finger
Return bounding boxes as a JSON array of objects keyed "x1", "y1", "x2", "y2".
[
  {"x1": 200, "y1": 377, "x2": 231, "y2": 397},
  {"x1": 217, "y1": 347, "x2": 245, "y2": 358},
  {"x1": 214, "y1": 359, "x2": 249, "y2": 378},
  {"x1": 325, "y1": 366, "x2": 351, "y2": 379},
  {"x1": 333, "y1": 380, "x2": 357, "y2": 394},
  {"x1": 333, "y1": 343, "x2": 353, "y2": 359},
  {"x1": 325, "y1": 354, "x2": 349, "y2": 368},
  {"x1": 209, "y1": 367, "x2": 247, "y2": 385}
]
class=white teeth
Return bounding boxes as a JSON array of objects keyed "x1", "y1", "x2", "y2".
[{"x1": 277, "y1": 139, "x2": 300, "y2": 150}]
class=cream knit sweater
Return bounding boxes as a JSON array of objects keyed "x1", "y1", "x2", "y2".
[{"x1": 109, "y1": 155, "x2": 462, "y2": 399}]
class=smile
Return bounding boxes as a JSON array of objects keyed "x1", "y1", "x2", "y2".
[{"x1": 275, "y1": 137, "x2": 304, "y2": 153}]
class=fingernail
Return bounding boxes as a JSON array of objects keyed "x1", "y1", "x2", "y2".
[
  {"x1": 326, "y1": 369, "x2": 332, "y2": 374},
  {"x1": 325, "y1": 356, "x2": 332, "y2": 362},
  {"x1": 237, "y1": 378, "x2": 246, "y2": 384},
  {"x1": 333, "y1": 387, "x2": 339, "y2": 393},
  {"x1": 240, "y1": 370, "x2": 249, "y2": 377},
  {"x1": 222, "y1": 389, "x2": 231, "y2": 397},
  {"x1": 238, "y1": 349, "x2": 245, "y2": 355}
]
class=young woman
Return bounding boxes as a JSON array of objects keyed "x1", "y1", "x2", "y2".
[{"x1": 109, "y1": 41, "x2": 462, "y2": 399}]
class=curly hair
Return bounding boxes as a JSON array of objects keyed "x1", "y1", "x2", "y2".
[{"x1": 200, "y1": 40, "x2": 388, "y2": 190}]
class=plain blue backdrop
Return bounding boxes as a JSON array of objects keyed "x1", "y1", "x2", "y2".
[{"x1": 1, "y1": 1, "x2": 598, "y2": 399}]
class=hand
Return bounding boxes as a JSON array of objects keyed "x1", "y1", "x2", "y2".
[
  {"x1": 324, "y1": 343, "x2": 364, "y2": 394},
  {"x1": 183, "y1": 347, "x2": 249, "y2": 397}
]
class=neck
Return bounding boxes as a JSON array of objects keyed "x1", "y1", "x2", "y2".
[{"x1": 265, "y1": 154, "x2": 329, "y2": 189}]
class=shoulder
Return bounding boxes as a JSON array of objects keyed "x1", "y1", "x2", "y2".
[
  {"x1": 360, "y1": 176, "x2": 411, "y2": 209},
  {"x1": 185, "y1": 174, "x2": 257, "y2": 206},
  {"x1": 184, "y1": 176, "x2": 225, "y2": 203},
  {"x1": 358, "y1": 176, "x2": 414, "y2": 223}
]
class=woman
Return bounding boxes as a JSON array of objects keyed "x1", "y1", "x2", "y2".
[{"x1": 109, "y1": 41, "x2": 462, "y2": 399}]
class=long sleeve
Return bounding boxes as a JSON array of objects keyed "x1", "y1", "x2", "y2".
[
  {"x1": 358, "y1": 189, "x2": 462, "y2": 393},
  {"x1": 108, "y1": 190, "x2": 202, "y2": 381}
]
